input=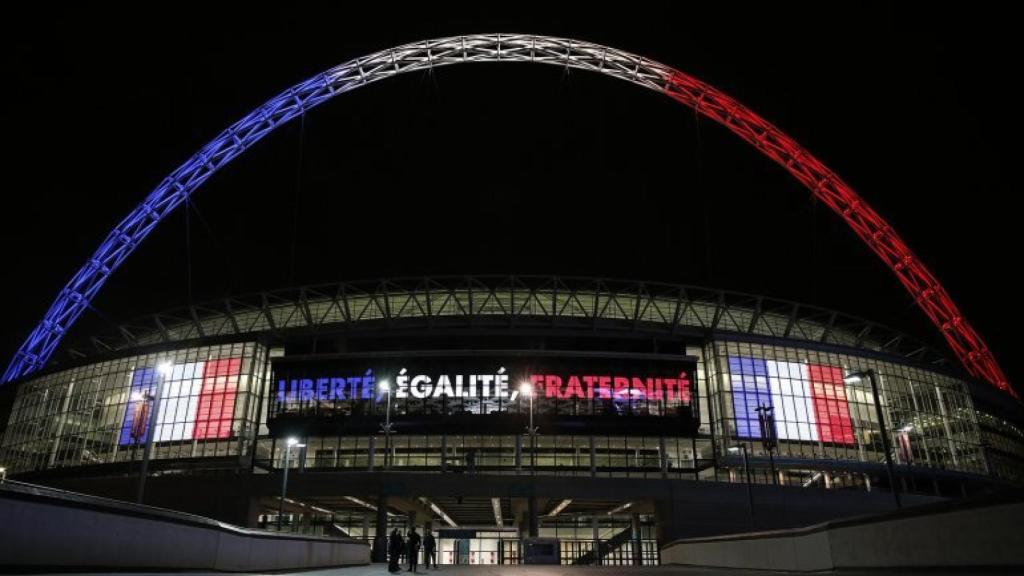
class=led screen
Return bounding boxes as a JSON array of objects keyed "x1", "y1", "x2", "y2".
[
  {"x1": 730, "y1": 356, "x2": 854, "y2": 445},
  {"x1": 119, "y1": 358, "x2": 241, "y2": 446}
]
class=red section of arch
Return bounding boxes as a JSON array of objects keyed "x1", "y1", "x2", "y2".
[{"x1": 662, "y1": 71, "x2": 1013, "y2": 397}]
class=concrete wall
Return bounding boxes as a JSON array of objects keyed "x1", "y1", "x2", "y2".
[
  {"x1": 661, "y1": 498, "x2": 1024, "y2": 571},
  {"x1": 0, "y1": 482, "x2": 369, "y2": 572},
  {"x1": 653, "y1": 479, "x2": 941, "y2": 541}
]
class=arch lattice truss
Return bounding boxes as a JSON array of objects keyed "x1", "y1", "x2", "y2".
[{"x1": 4, "y1": 34, "x2": 1012, "y2": 395}]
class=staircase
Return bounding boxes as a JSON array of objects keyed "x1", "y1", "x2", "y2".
[{"x1": 572, "y1": 526, "x2": 634, "y2": 565}]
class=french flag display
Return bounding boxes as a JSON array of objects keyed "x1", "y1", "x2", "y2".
[
  {"x1": 119, "y1": 358, "x2": 241, "y2": 446},
  {"x1": 729, "y1": 356, "x2": 855, "y2": 445}
]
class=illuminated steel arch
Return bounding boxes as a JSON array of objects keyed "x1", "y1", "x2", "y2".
[{"x1": 3, "y1": 34, "x2": 1012, "y2": 395}]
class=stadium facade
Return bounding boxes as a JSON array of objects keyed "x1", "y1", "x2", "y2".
[{"x1": 1, "y1": 277, "x2": 1022, "y2": 565}]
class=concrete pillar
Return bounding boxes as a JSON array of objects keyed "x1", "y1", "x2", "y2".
[
  {"x1": 653, "y1": 498, "x2": 676, "y2": 544},
  {"x1": 591, "y1": 516, "x2": 601, "y2": 566},
  {"x1": 243, "y1": 497, "x2": 262, "y2": 528},
  {"x1": 527, "y1": 494, "x2": 539, "y2": 537},
  {"x1": 631, "y1": 512, "x2": 642, "y2": 566},
  {"x1": 372, "y1": 494, "x2": 388, "y2": 562},
  {"x1": 407, "y1": 510, "x2": 418, "y2": 565}
]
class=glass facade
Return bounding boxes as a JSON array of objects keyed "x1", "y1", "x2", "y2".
[
  {"x1": 3, "y1": 328, "x2": 1023, "y2": 568},
  {"x1": 975, "y1": 410, "x2": 1024, "y2": 483},
  {"x1": 706, "y1": 340, "x2": 988, "y2": 478},
  {"x1": 255, "y1": 433, "x2": 713, "y2": 478},
  {"x1": 0, "y1": 342, "x2": 268, "y2": 474},
  {"x1": 0, "y1": 334, "x2": 1018, "y2": 489}
]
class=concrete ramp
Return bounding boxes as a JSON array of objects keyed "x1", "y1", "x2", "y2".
[
  {"x1": 0, "y1": 480, "x2": 369, "y2": 572},
  {"x1": 661, "y1": 493, "x2": 1024, "y2": 571}
]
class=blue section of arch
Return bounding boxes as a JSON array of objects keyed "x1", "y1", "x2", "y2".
[{"x1": 3, "y1": 71, "x2": 338, "y2": 382}]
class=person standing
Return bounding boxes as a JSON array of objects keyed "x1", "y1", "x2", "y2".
[
  {"x1": 388, "y1": 528, "x2": 404, "y2": 573},
  {"x1": 407, "y1": 526, "x2": 422, "y2": 572},
  {"x1": 423, "y1": 529, "x2": 437, "y2": 569}
]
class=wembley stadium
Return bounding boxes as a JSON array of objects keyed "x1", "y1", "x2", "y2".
[
  {"x1": 2, "y1": 276, "x2": 1023, "y2": 565},
  {"x1": 1, "y1": 34, "x2": 1023, "y2": 568}
]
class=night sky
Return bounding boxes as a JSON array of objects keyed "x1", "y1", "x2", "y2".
[{"x1": 1, "y1": 4, "x2": 1019, "y2": 386}]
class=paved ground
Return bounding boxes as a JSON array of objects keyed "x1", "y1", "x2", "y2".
[{"x1": 38, "y1": 565, "x2": 997, "y2": 576}]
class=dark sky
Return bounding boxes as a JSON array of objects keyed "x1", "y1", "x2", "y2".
[{"x1": 1, "y1": 4, "x2": 1019, "y2": 386}]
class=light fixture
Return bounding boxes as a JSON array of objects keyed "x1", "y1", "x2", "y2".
[
  {"x1": 421, "y1": 497, "x2": 457, "y2": 527},
  {"x1": 519, "y1": 381, "x2": 534, "y2": 397},
  {"x1": 606, "y1": 501, "x2": 633, "y2": 515},
  {"x1": 491, "y1": 497, "x2": 504, "y2": 526},
  {"x1": 286, "y1": 437, "x2": 304, "y2": 448},
  {"x1": 379, "y1": 379, "x2": 390, "y2": 392},
  {"x1": 547, "y1": 499, "x2": 572, "y2": 517},
  {"x1": 157, "y1": 362, "x2": 174, "y2": 378},
  {"x1": 843, "y1": 372, "x2": 865, "y2": 384}
]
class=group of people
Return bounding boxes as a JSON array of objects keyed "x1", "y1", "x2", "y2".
[{"x1": 387, "y1": 526, "x2": 437, "y2": 573}]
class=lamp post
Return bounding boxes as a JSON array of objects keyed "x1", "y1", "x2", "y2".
[
  {"x1": 379, "y1": 380, "x2": 392, "y2": 470},
  {"x1": 755, "y1": 404, "x2": 778, "y2": 484},
  {"x1": 136, "y1": 361, "x2": 172, "y2": 504},
  {"x1": 844, "y1": 369, "x2": 901, "y2": 509},
  {"x1": 728, "y1": 444, "x2": 755, "y2": 527},
  {"x1": 0, "y1": 466, "x2": 6, "y2": 483},
  {"x1": 520, "y1": 382, "x2": 538, "y2": 471},
  {"x1": 277, "y1": 436, "x2": 305, "y2": 531}
]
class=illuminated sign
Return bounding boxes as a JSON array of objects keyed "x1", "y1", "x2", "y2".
[
  {"x1": 275, "y1": 366, "x2": 692, "y2": 404},
  {"x1": 528, "y1": 372, "x2": 691, "y2": 402},
  {"x1": 271, "y1": 355, "x2": 697, "y2": 422},
  {"x1": 276, "y1": 370, "x2": 380, "y2": 403}
]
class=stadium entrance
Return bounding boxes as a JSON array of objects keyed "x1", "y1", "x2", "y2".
[{"x1": 257, "y1": 489, "x2": 660, "y2": 566}]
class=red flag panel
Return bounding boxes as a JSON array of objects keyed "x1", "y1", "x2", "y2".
[
  {"x1": 194, "y1": 358, "x2": 241, "y2": 440},
  {"x1": 807, "y1": 364, "x2": 856, "y2": 445}
]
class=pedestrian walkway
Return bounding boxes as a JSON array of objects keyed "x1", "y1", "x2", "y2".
[{"x1": 37, "y1": 566, "x2": 995, "y2": 576}]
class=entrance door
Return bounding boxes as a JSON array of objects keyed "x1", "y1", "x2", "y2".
[
  {"x1": 500, "y1": 539, "x2": 521, "y2": 564},
  {"x1": 456, "y1": 539, "x2": 470, "y2": 565}
]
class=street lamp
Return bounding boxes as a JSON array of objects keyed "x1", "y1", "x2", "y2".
[
  {"x1": 0, "y1": 466, "x2": 6, "y2": 483},
  {"x1": 844, "y1": 369, "x2": 901, "y2": 509},
  {"x1": 379, "y1": 379, "x2": 392, "y2": 470},
  {"x1": 136, "y1": 361, "x2": 172, "y2": 504},
  {"x1": 755, "y1": 404, "x2": 778, "y2": 484},
  {"x1": 277, "y1": 436, "x2": 306, "y2": 531},
  {"x1": 728, "y1": 444, "x2": 755, "y2": 527},
  {"x1": 520, "y1": 382, "x2": 538, "y2": 471}
]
